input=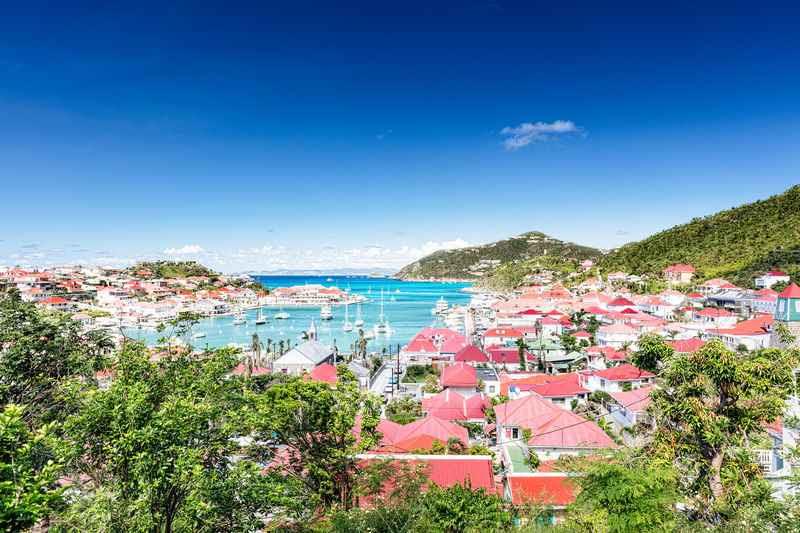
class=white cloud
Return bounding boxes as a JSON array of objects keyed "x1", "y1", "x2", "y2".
[
  {"x1": 500, "y1": 120, "x2": 582, "y2": 150},
  {"x1": 163, "y1": 244, "x2": 205, "y2": 255}
]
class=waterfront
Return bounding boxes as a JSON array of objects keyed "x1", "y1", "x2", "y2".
[{"x1": 123, "y1": 276, "x2": 471, "y2": 351}]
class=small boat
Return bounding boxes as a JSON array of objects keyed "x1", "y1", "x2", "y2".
[
  {"x1": 320, "y1": 304, "x2": 333, "y2": 320},
  {"x1": 193, "y1": 331, "x2": 207, "y2": 339},
  {"x1": 342, "y1": 302, "x2": 353, "y2": 332},
  {"x1": 255, "y1": 307, "x2": 267, "y2": 325},
  {"x1": 374, "y1": 289, "x2": 390, "y2": 335},
  {"x1": 274, "y1": 305, "x2": 290, "y2": 320},
  {"x1": 354, "y1": 303, "x2": 364, "y2": 327},
  {"x1": 232, "y1": 310, "x2": 246, "y2": 325},
  {"x1": 432, "y1": 297, "x2": 449, "y2": 315},
  {"x1": 363, "y1": 330, "x2": 375, "y2": 340},
  {"x1": 326, "y1": 277, "x2": 334, "y2": 282}
]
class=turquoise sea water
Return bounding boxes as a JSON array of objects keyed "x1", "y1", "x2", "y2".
[{"x1": 124, "y1": 276, "x2": 471, "y2": 352}]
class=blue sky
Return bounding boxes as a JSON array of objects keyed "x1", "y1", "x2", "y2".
[{"x1": 1, "y1": 2, "x2": 799, "y2": 272}]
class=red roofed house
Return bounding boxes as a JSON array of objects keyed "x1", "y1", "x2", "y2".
[
  {"x1": 595, "y1": 323, "x2": 638, "y2": 349},
  {"x1": 377, "y1": 416, "x2": 469, "y2": 453},
  {"x1": 422, "y1": 389, "x2": 490, "y2": 422},
  {"x1": 606, "y1": 296, "x2": 636, "y2": 312},
  {"x1": 41, "y1": 296, "x2": 70, "y2": 311},
  {"x1": 668, "y1": 337, "x2": 706, "y2": 354},
  {"x1": 357, "y1": 454, "x2": 495, "y2": 496},
  {"x1": 454, "y1": 345, "x2": 489, "y2": 364},
  {"x1": 663, "y1": 263, "x2": 695, "y2": 284},
  {"x1": 505, "y1": 473, "x2": 577, "y2": 520},
  {"x1": 755, "y1": 270, "x2": 790, "y2": 289},
  {"x1": 584, "y1": 363, "x2": 655, "y2": 392},
  {"x1": 503, "y1": 373, "x2": 589, "y2": 411},
  {"x1": 693, "y1": 307, "x2": 738, "y2": 329},
  {"x1": 483, "y1": 327, "x2": 523, "y2": 347},
  {"x1": 707, "y1": 314, "x2": 774, "y2": 351},
  {"x1": 440, "y1": 362, "x2": 479, "y2": 397},
  {"x1": 607, "y1": 385, "x2": 655, "y2": 428},
  {"x1": 308, "y1": 363, "x2": 338, "y2": 384},
  {"x1": 494, "y1": 394, "x2": 617, "y2": 458}
]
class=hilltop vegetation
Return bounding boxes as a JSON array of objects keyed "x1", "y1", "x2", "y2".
[
  {"x1": 600, "y1": 185, "x2": 800, "y2": 285},
  {"x1": 395, "y1": 231, "x2": 601, "y2": 281},
  {"x1": 129, "y1": 260, "x2": 219, "y2": 279}
]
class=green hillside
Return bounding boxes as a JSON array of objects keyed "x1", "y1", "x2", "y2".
[
  {"x1": 395, "y1": 231, "x2": 601, "y2": 281},
  {"x1": 600, "y1": 185, "x2": 800, "y2": 285},
  {"x1": 129, "y1": 261, "x2": 219, "y2": 279}
]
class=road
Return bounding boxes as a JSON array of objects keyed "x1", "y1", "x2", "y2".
[{"x1": 370, "y1": 364, "x2": 393, "y2": 396}]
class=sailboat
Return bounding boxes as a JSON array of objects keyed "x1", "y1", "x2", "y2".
[
  {"x1": 342, "y1": 302, "x2": 353, "y2": 332},
  {"x1": 274, "y1": 304, "x2": 290, "y2": 320},
  {"x1": 232, "y1": 308, "x2": 246, "y2": 325},
  {"x1": 320, "y1": 304, "x2": 333, "y2": 320},
  {"x1": 374, "y1": 289, "x2": 390, "y2": 335},
  {"x1": 354, "y1": 303, "x2": 364, "y2": 327},
  {"x1": 255, "y1": 307, "x2": 267, "y2": 325}
]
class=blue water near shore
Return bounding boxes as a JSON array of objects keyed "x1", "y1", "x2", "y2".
[{"x1": 124, "y1": 276, "x2": 471, "y2": 352}]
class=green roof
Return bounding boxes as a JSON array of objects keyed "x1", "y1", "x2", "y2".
[{"x1": 506, "y1": 443, "x2": 534, "y2": 474}]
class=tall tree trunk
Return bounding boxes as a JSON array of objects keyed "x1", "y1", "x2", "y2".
[{"x1": 709, "y1": 451, "x2": 724, "y2": 499}]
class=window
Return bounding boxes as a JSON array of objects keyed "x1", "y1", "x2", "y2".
[
  {"x1": 488, "y1": 385, "x2": 496, "y2": 393},
  {"x1": 511, "y1": 427, "x2": 519, "y2": 440}
]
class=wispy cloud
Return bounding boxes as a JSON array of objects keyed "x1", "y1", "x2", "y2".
[
  {"x1": 376, "y1": 129, "x2": 393, "y2": 140},
  {"x1": 500, "y1": 120, "x2": 582, "y2": 150},
  {"x1": 163, "y1": 244, "x2": 205, "y2": 255}
]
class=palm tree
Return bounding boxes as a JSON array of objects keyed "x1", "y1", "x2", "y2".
[{"x1": 251, "y1": 333, "x2": 262, "y2": 367}]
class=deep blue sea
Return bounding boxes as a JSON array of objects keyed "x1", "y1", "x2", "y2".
[{"x1": 124, "y1": 276, "x2": 471, "y2": 352}]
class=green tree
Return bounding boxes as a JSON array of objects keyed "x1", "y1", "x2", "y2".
[
  {"x1": 385, "y1": 397, "x2": 423, "y2": 424},
  {"x1": 0, "y1": 404, "x2": 63, "y2": 530},
  {"x1": 632, "y1": 333, "x2": 674, "y2": 373},
  {"x1": 568, "y1": 456, "x2": 678, "y2": 532},
  {"x1": 59, "y1": 343, "x2": 273, "y2": 532},
  {"x1": 0, "y1": 290, "x2": 112, "y2": 426},
  {"x1": 648, "y1": 339, "x2": 798, "y2": 522},
  {"x1": 246, "y1": 366, "x2": 382, "y2": 512}
]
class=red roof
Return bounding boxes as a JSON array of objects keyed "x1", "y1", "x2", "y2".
[
  {"x1": 308, "y1": 363, "x2": 338, "y2": 384},
  {"x1": 779, "y1": 283, "x2": 800, "y2": 298},
  {"x1": 592, "y1": 363, "x2": 654, "y2": 381},
  {"x1": 359, "y1": 454, "x2": 495, "y2": 491},
  {"x1": 668, "y1": 338, "x2": 706, "y2": 353},
  {"x1": 422, "y1": 389, "x2": 489, "y2": 421},
  {"x1": 494, "y1": 394, "x2": 617, "y2": 450},
  {"x1": 695, "y1": 307, "x2": 734, "y2": 317},
  {"x1": 379, "y1": 416, "x2": 469, "y2": 452},
  {"x1": 663, "y1": 263, "x2": 695, "y2": 274},
  {"x1": 441, "y1": 363, "x2": 478, "y2": 388},
  {"x1": 42, "y1": 296, "x2": 68, "y2": 305},
  {"x1": 767, "y1": 270, "x2": 788, "y2": 277},
  {"x1": 528, "y1": 374, "x2": 589, "y2": 398},
  {"x1": 484, "y1": 327, "x2": 523, "y2": 338},
  {"x1": 488, "y1": 348, "x2": 533, "y2": 364},
  {"x1": 405, "y1": 336, "x2": 438, "y2": 353},
  {"x1": 714, "y1": 315, "x2": 773, "y2": 336},
  {"x1": 454, "y1": 345, "x2": 489, "y2": 363},
  {"x1": 608, "y1": 297, "x2": 635, "y2": 307},
  {"x1": 440, "y1": 335, "x2": 469, "y2": 353},
  {"x1": 508, "y1": 475, "x2": 576, "y2": 507}
]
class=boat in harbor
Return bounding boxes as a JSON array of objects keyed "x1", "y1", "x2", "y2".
[
  {"x1": 320, "y1": 304, "x2": 333, "y2": 320},
  {"x1": 342, "y1": 302, "x2": 353, "y2": 332},
  {"x1": 274, "y1": 305, "x2": 290, "y2": 320},
  {"x1": 354, "y1": 303, "x2": 364, "y2": 327},
  {"x1": 192, "y1": 331, "x2": 207, "y2": 339},
  {"x1": 432, "y1": 296, "x2": 449, "y2": 315},
  {"x1": 255, "y1": 307, "x2": 267, "y2": 325},
  {"x1": 374, "y1": 289, "x2": 391, "y2": 335},
  {"x1": 232, "y1": 310, "x2": 246, "y2": 325}
]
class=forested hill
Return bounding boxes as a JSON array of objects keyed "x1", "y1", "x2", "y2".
[
  {"x1": 128, "y1": 261, "x2": 219, "y2": 279},
  {"x1": 395, "y1": 231, "x2": 602, "y2": 280},
  {"x1": 600, "y1": 185, "x2": 800, "y2": 285}
]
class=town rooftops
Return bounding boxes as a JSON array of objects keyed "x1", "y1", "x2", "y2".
[
  {"x1": 484, "y1": 327, "x2": 523, "y2": 338},
  {"x1": 507, "y1": 474, "x2": 577, "y2": 507},
  {"x1": 454, "y1": 345, "x2": 489, "y2": 363},
  {"x1": 308, "y1": 363, "x2": 338, "y2": 384},
  {"x1": 357, "y1": 453, "x2": 495, "y2": 491},
  {"x1": 714, "y1": 315, "x2": 774, "y2": 336},
  {"x1": 608, "y1": 385, "x2": 654, "y2": 413},
  {"x1": 422, "y1": 389, "x2": 489, "y2": 421},
  {"x1": 779, "y1": 283, "x2": 800, "y2": 298},
  {"x1": 668, "y1": 338, "x2": 706, "y2": 353},
  {"x1": 592, "y1": 363, "x2": 654, "y2": 381},
  {"x1": 608, "y1": 296, "x2": 636, "y2": 307},
  {"x1": 441, "y1": 362, "x2": 478, "y2": 388},
  {"x1": 378, "y1": 416, "x2": 469, "y2": 451}
]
